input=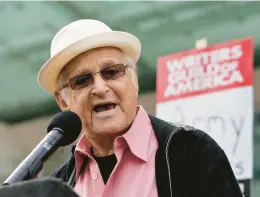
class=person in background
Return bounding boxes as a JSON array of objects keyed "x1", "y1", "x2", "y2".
[{"x1": 37, "y1": 19, "x2": 243, "y2": 197}]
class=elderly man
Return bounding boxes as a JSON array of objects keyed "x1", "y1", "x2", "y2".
[{"x1": 37, "y1": 19, "x2": 243, "y2": 197}]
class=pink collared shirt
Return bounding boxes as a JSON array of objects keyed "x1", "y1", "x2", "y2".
[{"x1": 74, "y1": 106, "x2": 159, "y2": 197}]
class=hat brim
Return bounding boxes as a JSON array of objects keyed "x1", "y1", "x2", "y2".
[{"x1": 37, "y1": 31, "x2": 141, "y2": 93}]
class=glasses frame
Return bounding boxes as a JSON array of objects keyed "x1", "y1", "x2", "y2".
[{"x1": 58, "y1": 63, "x2": 128, "y2": 92}]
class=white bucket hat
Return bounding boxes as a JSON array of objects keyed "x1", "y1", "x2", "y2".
[{"x1": 37, "y1": 19, "x2": 141, "y2": 93}]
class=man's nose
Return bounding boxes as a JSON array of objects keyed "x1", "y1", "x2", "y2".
[{"x1": 90, "y1": 74, "x2": 109, "y2": 96}]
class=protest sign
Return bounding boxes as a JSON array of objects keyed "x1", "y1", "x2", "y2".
[{"x1": 156, "y1": 38, "x2": 253, "y2": 197}]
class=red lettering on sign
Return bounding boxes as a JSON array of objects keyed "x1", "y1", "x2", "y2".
[{"x1": 156, "y1": 38, "x2": 253, "y2": 102}]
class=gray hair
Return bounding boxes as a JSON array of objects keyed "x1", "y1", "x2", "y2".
[
  {"x1": 125, "y1": 55, "x2": 138, "y2": 87},
  {"x1": 58, "y1": 54, "x2": 138, "y2": 103}
]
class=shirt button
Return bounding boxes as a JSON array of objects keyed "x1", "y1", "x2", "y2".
[{"x1": 92, "y1": 173, "x2": 98, "y2": 180}]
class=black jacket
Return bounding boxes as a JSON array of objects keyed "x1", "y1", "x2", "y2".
[{"x1": 50, "y1": 115, "x2": 243, "y2": 197}]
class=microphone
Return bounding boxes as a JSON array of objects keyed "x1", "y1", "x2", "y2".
[{"x1": 3, "y1": 111, "x2": 82, "y2": 186}]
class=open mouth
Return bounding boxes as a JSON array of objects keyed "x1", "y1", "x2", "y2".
[{"x1": 94, "y1": 103, "x2": 116, "y2": 113}]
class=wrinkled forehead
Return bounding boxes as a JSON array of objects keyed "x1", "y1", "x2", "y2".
[{"x1": 58, "y1": 47, "x2": 127, "y2": 81}]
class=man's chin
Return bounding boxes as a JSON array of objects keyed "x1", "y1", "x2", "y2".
[{"x1": 92, "y1": 121, "x2": 127, "y2": 135}]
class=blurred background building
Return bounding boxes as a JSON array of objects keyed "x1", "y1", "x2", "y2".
[{"x1": 0, "y1": 1, "x2": 259, "y2": 196}]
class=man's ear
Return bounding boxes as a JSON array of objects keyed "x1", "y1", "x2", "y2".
[
  {"x1": 134, "y1": 69, "x2": 139, "y2": 94},
  {"x1": 54, "y1": 92, "x2": 69, "y2": 111}
]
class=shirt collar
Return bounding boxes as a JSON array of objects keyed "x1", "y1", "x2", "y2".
[
  {"x1": 120, "y1": 105, "x2": 152, "y2": 162},
  {"x1": 75, "y1": 134, "x2": 92, "y2": 157}
]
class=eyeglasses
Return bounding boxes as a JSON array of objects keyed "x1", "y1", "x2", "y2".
[{"x1": 59, "y1": 64, "x2": 128, "y2": 91}]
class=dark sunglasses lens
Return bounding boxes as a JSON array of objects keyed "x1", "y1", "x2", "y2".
[
  {"x1": 70, "y1": 73, "x2": 93, "y2": 89},
  {"x1": 101, "y1": 64, "x2": 125, "y2": 79}
]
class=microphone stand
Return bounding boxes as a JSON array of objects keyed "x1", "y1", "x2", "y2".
[{"x1": 2, "y1": 128, "x2": 62, "y2": 186}]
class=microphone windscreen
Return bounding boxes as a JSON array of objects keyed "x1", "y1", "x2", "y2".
[
  {"x1": 0, "y1": 178, "x2": 80, "y2": 197},
  {"x1": 47, "y1": 111, "x2": 82, "y2": 146}
]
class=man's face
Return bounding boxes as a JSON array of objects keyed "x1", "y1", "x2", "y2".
[{"x1": 55, "y1": 47, "x2": 139, "y2": 137}]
